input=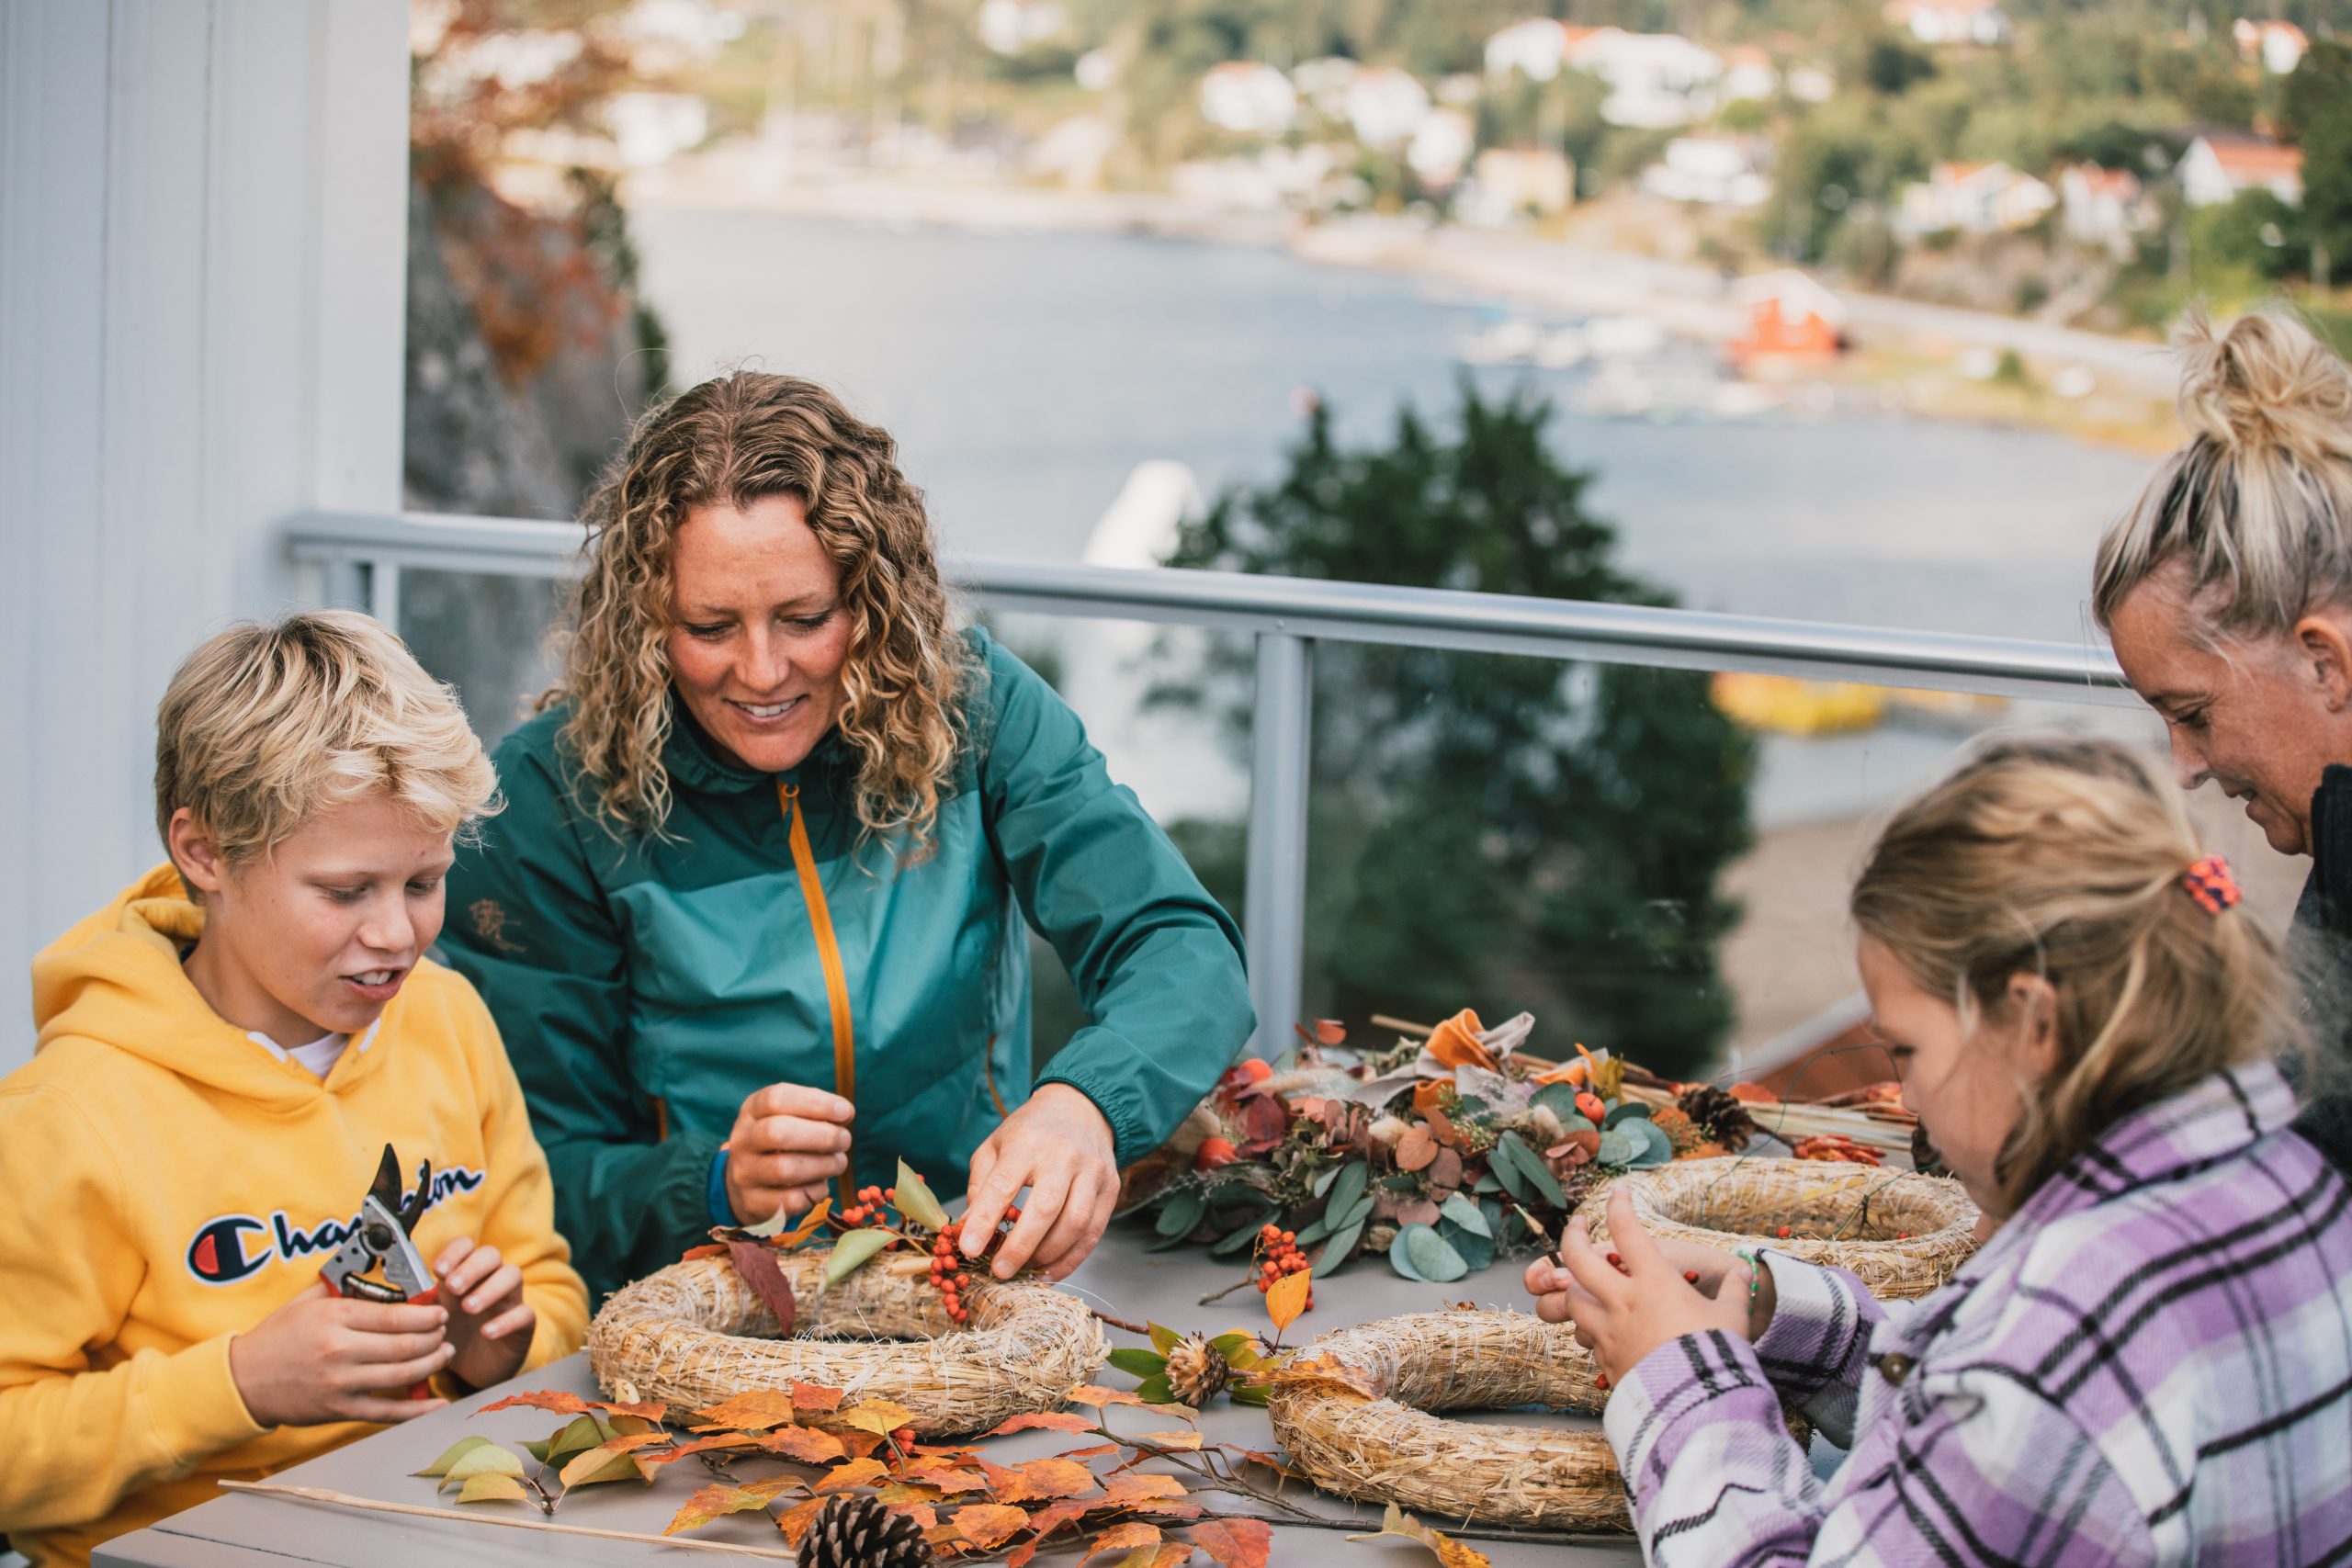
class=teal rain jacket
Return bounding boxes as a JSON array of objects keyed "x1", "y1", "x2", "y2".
[{"x1": 442, "y1": 631, "x2": 1252, "y2": 1300}]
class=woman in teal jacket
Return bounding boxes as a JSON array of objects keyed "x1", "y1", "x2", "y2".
[{"x1": 442, "y1": 372, "x2": 1253, "y2": 1302}]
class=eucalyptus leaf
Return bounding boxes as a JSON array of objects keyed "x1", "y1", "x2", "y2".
[
  {"x1": 1473, "y1": 1171, "x2": 1503, "y2": 1195},
  {"x1": 1316, "y1": 1214, "x2": 1367, "y2": 1277},
  {"x1": 1439, "y1": 1191, "x2": 1491, "y2": 1237},
  {"x1": 1388, "y1": 1227, "x2": 1428, "y2": 1281},
  {"x1": 1154, "y1": 1189, "x2": 1207, "y2": 1239},
  {"x1": 1293, "y1": 1216, "x2": 1333, "y2": 1247},
  {"x1": 1488, "y1": 1151, "x2": 1534, "y2": 1206},
  {"x1": 1340, "y1": 1192, "x2": 1376, "y2": 1229},
  {"x1": 1326, "y1": 1160, "x2": 1370, "y2": 1223},
  {"x1": 823, "y1": 1227, "x2": 894, "y2": 1283},
  {"x1": 1497, "y1": 1133, "x2": 1566, "y2": 1206},
  {"x1": 1530, "y1": 1082, "x2": 1586, "y2": 1122},
  {"x1": 1212, "y1": 1219, "x2": 1268, "y2": 1256},
  {"x1": 1439, "y1": 1218, "x2": 1496, "y2": 1273},
  {"x1": 1313, "y1": 1165, "x2": 1342, "y2": 1197},
  {"x1": 1596, "y1": 1129, "x2": 1636, "y2": 1167},
  {"x1": 1403, "y1": 1224, "x2": 1470, "y2": 1283},
  {"x1": 1108, "y1": 1348, "x2": 1170, "y2": 1378},
  {"x1": 1602, "y1": 1100, "x2": 1653, "y2": 1130},
  {"x1": 1454, "y1": 1094, "x2": 1490, "y2": 1119}
]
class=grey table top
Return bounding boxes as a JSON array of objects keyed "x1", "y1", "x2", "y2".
[{"x1": 96, "y1": 1224, "x2": 1664, "y2": 1566}]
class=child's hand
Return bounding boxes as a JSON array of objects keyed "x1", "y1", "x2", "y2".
[
  {"x1": 1524, "y1": 1190, "x2": 1770, "y2": 1384},
  {"x1": 432, "y1": 1236, "x2": 536, "y2": 1392},
  {"x1": 229, "y1": 1280, "x2": 452, "y2": 1427}
]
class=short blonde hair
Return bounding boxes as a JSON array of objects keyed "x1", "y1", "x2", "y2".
[
  {"x1": 154, "y1": 610, "x2": 500, "y2": 867},
  {"x1": 1851, "y1": 736, "x2": 2298, "y2": 1213},
  {"x1": 2093, "y1": 308, "x2": 2352, "y2": 638}
]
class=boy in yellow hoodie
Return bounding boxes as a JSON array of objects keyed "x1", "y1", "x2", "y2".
[{"x1": 0, "y1": 612, "x2": 588, "y2": 1564}]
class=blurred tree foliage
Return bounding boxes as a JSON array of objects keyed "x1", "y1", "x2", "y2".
[
  {"x1": 2283, "y1": 41, "x2": 2352, "y2": 271},
  {"x1": 1149, "y1": 387, "x2": 1756, "y2": 1076}
]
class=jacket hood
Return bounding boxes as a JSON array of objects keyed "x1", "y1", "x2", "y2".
[{"x1": 32, "y1": 864, "x2": 387, "y2": 1110}]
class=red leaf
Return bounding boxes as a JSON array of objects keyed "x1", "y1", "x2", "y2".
[
  {"x1": 477, "y1": 1388, "x2": 666, "y2": 1422},
  {"x1": 1313, "y1": 1019, "x2": 1347, "y2": 1045},
  {"x1": 681, "y1": 1243, "x2": 729, "y2": 1260},
  {"x1": 1190, "y1": 1518, "x2": 1272, "y2": 1568},
  {"x1": 727, "y1": 1239, "x2": 797, "y2": 1337},
  {"x1": 1395, "y1": 1127, "x2": 1437, "y2": 1171},
  {"x1": 793, "y1": 1383, "x2": 845, "y2": 1414}
]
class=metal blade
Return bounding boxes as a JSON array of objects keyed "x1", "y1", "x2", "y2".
[
  {"x1": 398, "y1": 1158, "x2": 433, "y2": 1234},
  {"x1": 366, "y1": 1144, "x2": 403, "y2": 1212}
]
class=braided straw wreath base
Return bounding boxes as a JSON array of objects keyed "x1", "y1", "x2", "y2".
[
  {"x1": 1578, "y1": 1156, "x2": 1980, "y2": 1300},
  {"x1": 1267, "y1": 1309, "x2": 1810, "y2": 1531},
  {"x1": 586, "y1": 1251, "x2": 1106, "y2": 1437}
]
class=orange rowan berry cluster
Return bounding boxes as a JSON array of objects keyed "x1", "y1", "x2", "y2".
[
  {"x1": 928, "y1": 1207, "x2": 1019, "y2": 1324},
  {"x1": 1253, "y1": 1224, "x2": 1314, "y2": 1308},
  {"x1": 841, "y1": 1184, "x2": 897, "y2": 1225}
]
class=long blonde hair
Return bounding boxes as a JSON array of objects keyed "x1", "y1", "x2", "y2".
[
  {"x1": 1851, "y1": 737, "x2": 2299, "y2": 1213},
  {"x1": 2093, "y1": 308, "x2": 2352, "y2": 638},
  {"x1": 549, "y1": 373, "x2": 968, "y2": 849}
]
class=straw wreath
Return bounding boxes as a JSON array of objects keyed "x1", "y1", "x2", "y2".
[
  {"x1": 1578, "y1": 1156, "x2": 1979, "y2": 1299},
  {"x1": 1266, "y1": 1309, "x2": 1810, "y2": 1530},
  {"x1": 586, "y1": 1249, "x2": 1106, "y2": 1436}
]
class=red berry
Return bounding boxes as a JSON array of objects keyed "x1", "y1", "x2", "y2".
[
  {"x1": 1776, "y1": 1226, "x2": 1792, "y2": 1239},
  {"x1": 1684, "y1": 1269, "x2": 1701, "y2": 1283},
  {"x1": 1595, "y1": 1372, "x2": 1611, "y2": 1391},
  {"x1": 955, "y1": 1273, "x2": 970, "y2": 1287}
]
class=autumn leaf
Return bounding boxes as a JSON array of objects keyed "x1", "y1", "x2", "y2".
[
  {"x1": 900, "y1": 1461, "x2": 989, "y2": 1495},
  {"x1": 1009, "y1": 1457, "x2": 1100, "y2": 1499},
  {"x1": 689, "y1": 1390, "x2": 802, "y2": 1432},
  {"x1": 1345, "y1": 1503, "x2": 1494, "y2": 1568},
  {"x1": 775, "y1": 1495, "x2": 828, "y2": 1546},
  {"x1": 454, "y1": 1472, "x2": 529, "y2": 1504},
  {"x1": 439, "y1": 1443, "x2": 525, "y2": 1492},
  {"x1": 1135, "y1": 1430, "x2": 1205, "y2": 1450},
  {"x1": 831, "y1": 1397, "x2": 917, "y2": 1436},
  {"x1": 793, "y1": 1382, "x2": 845, "y2": 1413},
  {"x1": 875, "y1": 1482, "x2": 947, "y2": 1507},
  {"x1": 1100, "y1": 1473, "x2": 1189, "y2": 1507},
  {"x1": 1064, "y1": 1384, "x2": 1148, "y2": 1408},
  {"x1": 1190, "y1": 1517, "x2": 1272, "y2": 1568},
  {"x1": 1117, "y1": 1547, "x2": 1196, "y2": 1568},
  {"x1": 1148, "y1": 1322, "x2": 1183, "y2": 1355},
  {"x1": 833, "y1": 1427, "x2": 887, "y2": 1461},
  {"x1": 1023, "y1": 1496, "x2": 1098, "y2": 1541},
  {"x1": 812, "y1": 1456, "x2": 891, "y2": 1493},
  {"x1": 758, "y1": 1426, "x2": 847, "y2": 1465},
  {"x1": 413, "y1": 1436, "x2": 493, "y2": 1477},
  {"x1": 1057, "y1": 1443, "x2": 1122, "y2": 1459},
  {"x1": 682, "y1": 1242, "x2": 729, "y2": 1260},
  {"x1": 825, "y1": 1227, "x2": 894, "y2": 1283},
  {"x1": 1272, "y1": 1353, "x2": 1385, "y2": 1401},
  {"x1": 987, "y1": 1410, "x2": 1097, "y2": 1437},
  {"x1": 641, "y1": 1433, "x2": 762, "y2": 1469},
  {"x1": 893, "y1": 1157, "x2": 952, "y2": 1230},
  {"x1": 949, "y1": 1503, "x2": 1033, "y2": 1550},
  {"x1": 665, "y1": 1477, "x2": 800, "y2": 1535},
  {"x1": 1263, "y1": 1270, "x2": 1310, "y2": 1333},
  {"x1": 1395, "y1": 1126, "x2": 1438, "y2": 1171},
  {"x1": 560, "y1": 1443, "x2": 652, "y2": 1489},
  {"x1": 478, "y1": 1389, "x2": 664, "y2": 1422},
  {"x1": 1081, "y1": 1523, "x2": 1163, "y2": 1563},
  {"x1": 727, "y1": 1239, "x2": 797, "y2": 1337},
  {"x1": 775, "y1": 1197, "x2": 833, "y2": 1247}
]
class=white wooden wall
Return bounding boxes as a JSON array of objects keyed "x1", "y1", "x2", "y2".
[{"x1": 0, "y1": 1, "x2": 411, "y2": 1069}]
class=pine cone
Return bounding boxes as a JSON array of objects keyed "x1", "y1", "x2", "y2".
[
  {"x1": 1677, "y1": 1085, "x2": 1755, "y2": 1153},
  {"x1": 797, "y1": 1493, "x2": 929, "y2": 1568},
  {"x1": 1164, "y1": 1331, "x2": 1237, "y2": 1405}
]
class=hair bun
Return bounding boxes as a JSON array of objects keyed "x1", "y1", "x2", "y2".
[{"x1": 2174, "y1": 308, "x2": 2352, "y2": 467}]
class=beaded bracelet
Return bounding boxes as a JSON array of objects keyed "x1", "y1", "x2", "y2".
[{"x1": 1734, "y1": 1247, "x2": 1764, "y2": 1307}]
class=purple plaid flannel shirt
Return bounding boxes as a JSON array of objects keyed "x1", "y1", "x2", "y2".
[{"x1": 1604, "y1": 1060, "x2": 2352, "y2": 1564}]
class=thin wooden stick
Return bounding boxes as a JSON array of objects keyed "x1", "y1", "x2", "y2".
[
  {"x1": 218, "y1": 1480, "x2": 796, "y2": 1559},
  {"x1": 1090, "y1": 1307, "x2": 1153, "y2": 1337},
  {"x1": 1195, "y1": 1509, "x2": 1624, "y2": 1546},
  {"x1": 1369, "y1": 1013, "x2": 1433, "y2": 1039}
]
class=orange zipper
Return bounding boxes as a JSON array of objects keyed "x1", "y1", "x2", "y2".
[{"x1": 781, "y1": 782, "x2": 857, "y2": 1197}]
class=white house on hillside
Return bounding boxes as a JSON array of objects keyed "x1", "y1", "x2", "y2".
[
  {"x1": 1199, "y1": 62, "x2": 1296, "y2": 136},
  {"x1": 1485, "y1": 17, "x2": 1579, "y2": 80},
  {"x1": 1408, "y1": 108, "x2": 1476, "y2": 186},
  {"x1": 1884, "y1": 0, "x2": 2012, "y2": 46},
  {"x1": 1720, "y1": 47, "x2": 1780, "y2": 101},
  {"x1": 1345, "y1": 66, "x2": 1431, "y2": 148},
  {"x1": 1641, "y1": 136, "x2": 1770, "y2": 207},
  {"x1": 2179, "y1": 133, "x2": 2305, "y2": 208},
  {"x1": 2233, "y1": 18, "x2": 2309, "y2": 74},
  {"x1": 1897, "y1": 161, "x2": 2055, "y2": 234},
  {"x1": 1571, "y1": 31, "x2": 1724, "y2": 128},
  {"x1": 2057, "y1": 164, "x2": 2153, "y2": 254}
]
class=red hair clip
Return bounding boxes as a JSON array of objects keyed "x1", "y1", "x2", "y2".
[{"x1": 2181, "y1": 854, "x2": 2242, "y2": 916}]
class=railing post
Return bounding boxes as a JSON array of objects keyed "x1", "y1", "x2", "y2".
[
  {"x1": 1246, "y1": 631, "x2": 1312, "y2": 1052},
  {"x1": 366, "y1": 558, "x2": 401, "y2": 633},
  {"x1": 319, "y1": 554, "x2": 368, "y2": 613}
]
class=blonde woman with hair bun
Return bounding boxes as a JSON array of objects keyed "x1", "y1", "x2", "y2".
[
  {"x1": 2094, "y1": 307, "x2": 2352, "y2": 1170},
  {"x1": 441, "y1": 373, "x2": 1253, "y2": 1302}
]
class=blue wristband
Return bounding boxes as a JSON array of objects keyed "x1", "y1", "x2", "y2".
[{"x1": 707, "y1": 1145, "x2": 735, "y2": 1227}]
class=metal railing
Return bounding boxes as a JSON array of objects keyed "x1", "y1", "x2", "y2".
[{"x1": 288, "y1": 508, "x2": 2137, "y2": 1050}]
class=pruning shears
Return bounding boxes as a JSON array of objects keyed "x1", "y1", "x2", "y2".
[{"x1": 320, "y1": 1143, "x2": 440, "y2": 1399}]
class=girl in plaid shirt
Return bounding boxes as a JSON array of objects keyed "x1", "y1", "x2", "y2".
[{"x1": 1530, "y1": 738, "x2": 2352, "y2": 1564}]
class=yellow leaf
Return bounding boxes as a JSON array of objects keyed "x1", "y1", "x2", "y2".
[
  {"x1": 1148, "y1": 1322, "x2": 1182, "y2": 1355},
  {"x1": 778, "y1": 1196, "x2": 833, "y2": 1247},
  {"x1": 439, "y1": 1443, "x2": 524, "y2": 1491},
  {"x1": 894, "y1": 1158, "x2": 952, "y2": 1230},
  {"x1": 454, "y1": 1472, "x2": 529, "y2": 1505},
  {"x1": 1345, "y1": 1503, "x2": 1494, "y2": 1568},
  {"x1": 413, "y1": 1436, "x2": 494, "y2": 1477},
  {"x1": 831, "y1": 1398, "x2": 917, "y2": 1436},
  {"x1": 558, "y1": 1443, "x2": 651, "y2": 1489},
  {"x1": 1064, "y1": 1383, "x2": 1148, "y2": 1408},
  {"x1": 1263, "y1": 1270, "x2": 1310, "y2": 1332},
  {"x1": 1136, "y1": 1430, "x2": 1204, "y2": 1450},
  {"x1": 665, "y1": 1478, "x2": 800, "y2": 1535}
]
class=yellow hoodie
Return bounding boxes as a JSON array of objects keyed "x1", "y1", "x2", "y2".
[{"x1": 0, "y1": 867, "x2": 589, "y2": 1564}]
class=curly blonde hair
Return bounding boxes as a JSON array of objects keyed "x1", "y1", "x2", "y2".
[
  {"x1": 549, "y1": 372, "x2": 968, "y2": 850},
  {"x1": 1851, "y1": 736, "x2": 2300, "y2": 1214}
]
